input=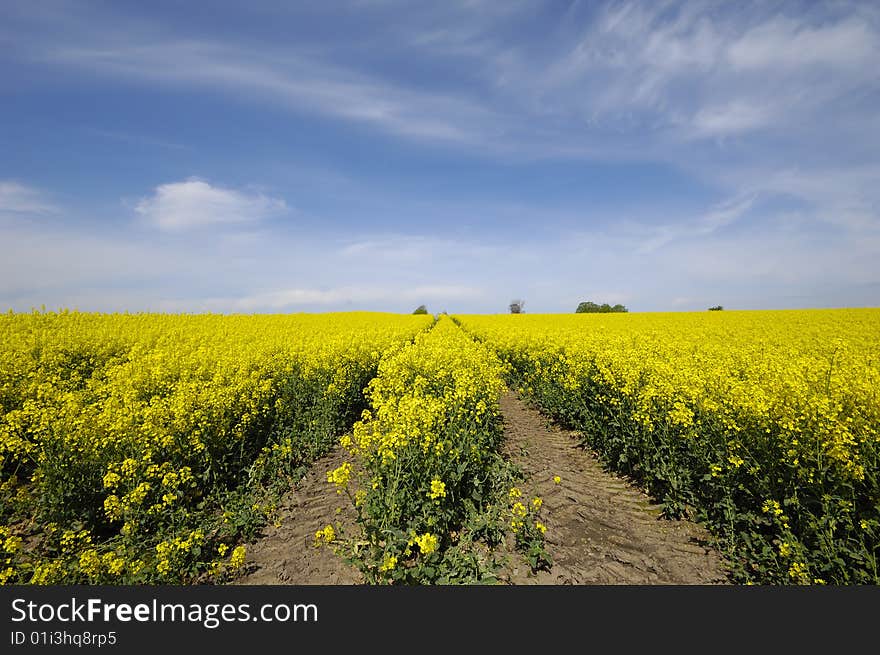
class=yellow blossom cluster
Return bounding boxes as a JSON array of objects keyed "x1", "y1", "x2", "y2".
[
  {"x1": 0, "y1": 310, "x2": 431, "y2": 584},
  {"x1": 457, "y1": 309, "x2": 880, "y2": 585},
  {"x1": 314, "y1": 524, "x2": 336, "y2": 547},
  {"x1": 229, "y1": 545, "x2": 246, "y2": 570},
  {"x1": 327, "y1": 462, "x2": 352, "y2": 493},
  {"x1": 338, "y1": 316, "x2": 508, "y2": 582},
  {"x1": 412, "y1": 532, "x2": 439, "y2": 555},
  {"x1": 428, "y1": 479, "x2": 446, "y2": 500}
]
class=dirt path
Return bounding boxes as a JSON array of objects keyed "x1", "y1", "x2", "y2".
[
  {"x1": 232, "y1": 393, "x2": 729, "y2": 585},
  {"x1": 232, "y1": 446, "x2": 362, "y2": 585},
  {"x1": 498, "y1": 392, "x2": 729, "y2": 584}
]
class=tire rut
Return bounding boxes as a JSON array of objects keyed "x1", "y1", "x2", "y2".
[
  {"x1": 231, "y1": 392, "x2": 730, "y2": 585},
  {"x1": 231, "y1": 445, "x2": 361, "y2": 585},
  {"x1": 498, "y1": 391, "x2": 729, "y2": 585}
]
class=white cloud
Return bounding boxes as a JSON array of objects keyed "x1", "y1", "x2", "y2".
[
  {"x1": 725, "y1": 165, "x2": 880, "y2": 233},
  {"x1": 728, "y1": 17, "x2": 878, "y2": 72},
  {"x1": 690, "y1": 102, "x2": 774, "y2": 137},
  {"x1": 633, "y1": 193, "x2": 757, "y2": 254},
  {"x1": 2, "y1": 190, "x2": 876, "y2": 314},
  {"x1": 514, "y1": 1, "x2": 880, "y2": 148},
  {"x1": 339, "y1": 235, "x2": 497, "y2": 263},
  {"x1": 0, "y1": 220, "x2": 190, "y2": 298},
  {"x1": 410, "y1": 284, "x2": 484, "y2": 300},
  {"x1": 135, "y1": 178, "x2": 286, "y2": 231},
  {"x1": 18, "y1": 1, "x2": 880, "y2": 164},
  {"x1": 694, "y1": 194, "x2": 757, "y2": 234},
  {"x1": 209, "y1": 284, "x2": 484, "y2": 312},
  {"x1": 222, "y1": 288, "x2": 361, "y2": 310},
  {"x1": 44, "y1": 40, "x2": 496, "y2": 146},
  {"x1": 3, "y1": 3, "x2": 879, "y2": 314},
  {"x1": 0, "y1": 181, "x2": 56, "y2": 215}
]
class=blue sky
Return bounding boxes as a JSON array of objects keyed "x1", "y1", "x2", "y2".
[{"x1": 2, "y1": 0, "x2": 879, "y2": 314}]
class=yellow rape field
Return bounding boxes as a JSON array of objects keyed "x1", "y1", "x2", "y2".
[
  {"x1": 328, "y1": 316, "x2": 549, "y2": 583},
  {"x1": 457, "y1": 309, "x2": 880, "y2": 584},
  {"x1": 0, "y1": 310, "x2": 431, "y2": 584}
]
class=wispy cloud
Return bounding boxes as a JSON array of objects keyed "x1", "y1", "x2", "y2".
[
  {"x1": 134, "y1": 178, "x2": 287, "y2": 231},
  {"x1": 14, "y1": 1, "x2": 880, "y2": 160},
  {"x1": 727, "y1": 15, "x2": 878, "y2": 71},
  {"x1": 339, "y1": 235, "x2": 498, "y2": 263},
  {"x1": 2, "y1": 2, "x2": 879, "y2": 314},
  {"x1": 41, "y1": 39, "x2": 498, "y2": 145},
  {"x1": 208, "y1": 284, "x2": 484, "y2": 311},
  {"x1": 630, "y1": 193, "x2": 757, "y2": 254},
  {"x1": 690, "y1": 102, "x2": 774, "y2": 138},
  {"x1": 0, "y1": 181, "x2": 57, "y2": 215},
  {"x1": 85, "y1": 127, "x2": 187, "y2": 150},
  {"x1": 528, "y1": 1, "x2": 880, "y2": 142},
  {"x1": 722, "y1": 165, "x2": 880, "y2": 233}
]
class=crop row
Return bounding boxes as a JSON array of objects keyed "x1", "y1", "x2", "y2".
[
  {"x1": 0, "y1": 310, "x2": 432, "y2": 584},
  {"x1": 457, "y1": 309, "x2": 880, "y2": 584},
  {"x1": 329, "y1": 316, "x2": 548, "y2": 583}
]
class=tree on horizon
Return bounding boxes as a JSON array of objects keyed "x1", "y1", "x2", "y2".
[{"x1": 576, "y1": 301, "x2": 627, "y2": 313}]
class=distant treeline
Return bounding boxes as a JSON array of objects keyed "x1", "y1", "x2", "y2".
[{"x1": 576, "y1": 301, "x2": 628, "y2": 313}]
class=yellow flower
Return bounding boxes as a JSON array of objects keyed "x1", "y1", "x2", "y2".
[
  {"x1": 229, "y1": 545, "x2": 246, "y2": 570},
  {"x1": 379, "y1": 555, "x2": 398, "y2": 572},
  {"x1": 102, "y1": 471, "x2": 121, "y2": 489},
  {"x1": 788, "y1": 561, "x2": 809, "y2": 583},
  {"x1": 79, "y1": 549, "x2": 102, "y2": 577},
  {"x1": 413, "y1": 533, "x2": 439, "y2": 555},
  {"x1": 508, "y1": 487, "x2": 521, "y2": 500},
  {"x1": 553, "y1": 476, "x2": 561, "y2": 485},
  {"x1": 456, "y1": 308, "x2": 880, "y2": 583},
  {"x1": 535, "y1": 522, "x2": 547, "y2": 535},
  {"x1": 327, "y1": 462, "x2": 352, "y2": 492},
  {"x1": 3, "y1": 536, "x2": 22, "y2": 554},
  {"x1": 532, "y1": 497, "x2": 543, "y2": 510},
  {"x1": 103, "y1": 495, "x2": 121, "y2": 521},
  {"x1": 217, "y1": 543, "x2": 229, "y2": 556},
  {"x1": 314, "y1": 524, "x2": 336, "y2": 547},
  {"x1": 30, "y1": 561, "x2": 64, "y2": 585},
  {"x1": 428, "y1": 479, "x2": 447, "y2": 500},
  {"x1": 105, "y1": 555, "x2": 125, "y2": 576}
]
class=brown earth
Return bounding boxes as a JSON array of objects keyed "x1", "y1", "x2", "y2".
[
  {"x1": 497, "y1": 391, "x2": 729, "y2": 584},
  {"x1": 233, "y1": 392, "x2": 730, "y2": 585},
  {"x1": 232, "y1": 446, "x2": 362, "y2": 585}
]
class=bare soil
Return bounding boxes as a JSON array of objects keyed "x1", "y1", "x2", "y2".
[
  {"x1": 497, "y1": 391, "x2": 729, "y2": 584},
  {"x1": 233, "y1": 392, "x2": 729, "y2": 585},
  {"x1": 232, "y1": 446, "x2": 362, "y2": 585}
]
